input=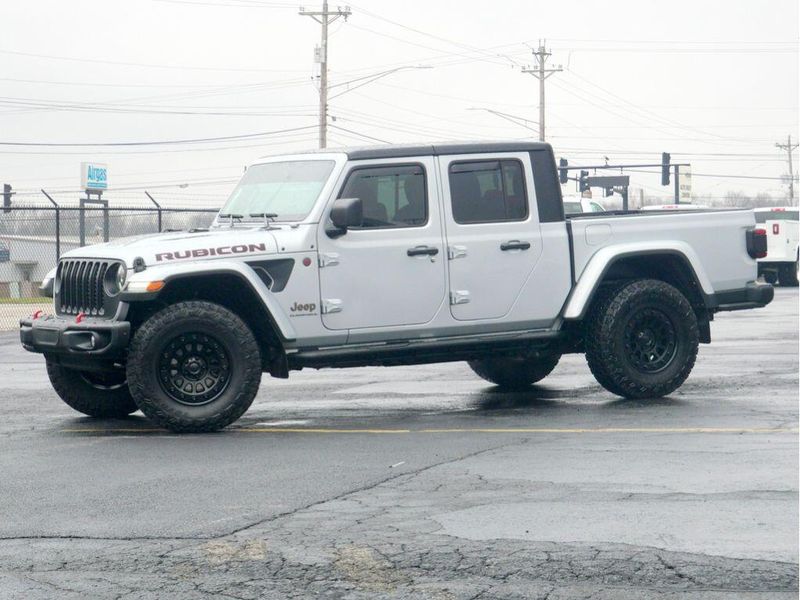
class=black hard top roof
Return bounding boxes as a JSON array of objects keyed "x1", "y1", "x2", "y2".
[{"x1": 297, "y1": 141, "x2": 553, "y2": 161}]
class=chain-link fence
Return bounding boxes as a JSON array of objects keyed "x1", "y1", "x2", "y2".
[{"x1": 0, "y1": 191, "x2": 218, "y2": 331}]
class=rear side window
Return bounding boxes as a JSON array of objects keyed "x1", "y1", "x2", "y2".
[
  {"x1": 448, "y1": 160, "x2": 528, "y2": 224},
  {"x1": 340, "y1": 164, "x2": 427, "y2": 229}
]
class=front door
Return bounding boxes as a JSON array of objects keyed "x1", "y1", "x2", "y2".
[
  {"x1": 439, "y1": 153, "x2": 544, "y2": 321},
  {"x1": 317, "y1": 157, "x2": 447, "y2": 331}
]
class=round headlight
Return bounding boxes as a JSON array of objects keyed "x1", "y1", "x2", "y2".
[{"x1": 104, "y1": 263, "x2": 127, "y2": 296}]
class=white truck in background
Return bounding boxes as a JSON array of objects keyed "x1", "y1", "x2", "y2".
[
  {"x1": 562, "y1": 195, "x2": 605, "y2": 215},
  {"x1": 754, "y1": 207, "x2": 799, "y2": 287}
]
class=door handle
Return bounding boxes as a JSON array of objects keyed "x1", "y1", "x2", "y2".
[
  {"x1": 407, "y1": 245, "x2": 439, "y2": 257},
  {"x1": 500, "y1": 240, "x2": 531, "y2": 251}
]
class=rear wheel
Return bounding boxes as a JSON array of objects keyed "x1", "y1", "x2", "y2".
[
  {"x1": 468, "y1": 354, "x2": 560, "y2": 389},
  {"x1": 763, "y1": 270, "x2": 778, "y2": 285},
  {"x1": 778, "y1": 260, "x2": 799, "y2": 287},
  {"x1": 46, "y1": 362, "x2": 138, "y2": 417},
  {"x1": 584, "y1": 279, "x2": 699, "y2": 399},
  {"x1": 126, "y1": 301, "x2": 262, "y2": 433}
]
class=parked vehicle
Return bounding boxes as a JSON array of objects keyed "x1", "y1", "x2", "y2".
[
  {"x1": 754, "y1": 207, "x2": 799, "y2": 287},
  {"x1": 563, "y1": 196, "x2": 605, "y2": 214},
  {"x1": 21, "y1": 142, "x2": 773, "y2": 432},
  {"x1": 640, "y1": 204, "x2": 711, "y2": 211}
]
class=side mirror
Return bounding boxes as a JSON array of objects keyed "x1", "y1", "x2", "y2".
[{"x1": 329, "y1": 197, "x2": 363, "y2": 234}]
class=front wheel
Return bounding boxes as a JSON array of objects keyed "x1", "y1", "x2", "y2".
[
  {"x1": 468, "y1": 354, "x2": 560, "y2": 389},
  {"x1": 584, "y1": 279, "x2": 699, "y2": 399},
  {"x1": 46, "y1": 362, "x2": 138, "y2": 417},
  {"x1": 126, "y1": 301, "x2": 262, "y2": 433}
]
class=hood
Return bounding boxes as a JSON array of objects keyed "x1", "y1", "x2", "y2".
[{"x1": 58, "y1": 226, "x2": 316, "y2": 267}]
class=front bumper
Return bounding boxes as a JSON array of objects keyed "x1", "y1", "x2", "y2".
[
  {"x1": 708, "y1": 281, "x2": 775, "y2": 312},
  {"x1": 20, "y1": 314, "x2": 130, "y2": 359}
]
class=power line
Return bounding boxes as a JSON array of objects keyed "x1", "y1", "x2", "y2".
[
  {"x1": 623, "y1": 169, "x2": 790, "y2": 181},
  {"x1": 152, "y1": 0, "x2": 297, "y2": 7},
  {"x1": 329, "y1": 124, "x2": 391, "y2": 144},
  {"x1": 0, "y1": 96, "x2": 317, "y2": 117},
  {"x1": 562, "y1": 69, "x2": 776, "y2": 145},
  {"x1": 0, "y1": 48, "x2": 289, "y2": 73},
  {"x1": 0, "y1": 125, "x2": 318, "y2": 147},
  {"x1": 0, "y1": 132, "x2": 320, "y2": 155},
  {"x1": 349, "y1": 2, "x2": 522, "y2": 67}
]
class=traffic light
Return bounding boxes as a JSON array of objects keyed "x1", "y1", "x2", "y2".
[
  {"x1": 661, "y1": 152, "x2": 671, "y2": 186},
  {"x1": 2, "y1": 184, "x2": 11, "y2": 213},
  {"x1": 579, "y1": 170, "x2": 589, "y2": 192},
  {"x1": 558, "y1": 158, "x2": 568, "y2": 184}
]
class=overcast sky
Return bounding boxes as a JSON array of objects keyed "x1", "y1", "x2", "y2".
[{"x1": 0, "y1": 0, "x2": 797, "y2": 206}]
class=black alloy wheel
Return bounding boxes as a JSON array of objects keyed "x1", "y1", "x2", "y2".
[
  {"x1": 158, "y1": 333, "x2": 231, "y2": 406},
  {"x1": 623, "y1": 308, "x2": 678, "y2": 374}
]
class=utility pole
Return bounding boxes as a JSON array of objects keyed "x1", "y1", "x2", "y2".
[
  {"x1": 299, "y1": 2, "x2": 351, "y2": 149},
  {"x1": 521, "y1": 41, "x2": 562, "y2": 142},
  {"x1": 775, "y1": 134, "x2": 798, "y2": 204}
]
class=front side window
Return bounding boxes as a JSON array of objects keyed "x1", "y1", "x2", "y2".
[
  {"x1": 339, "y1": 164, "x2": 428, "y2": 229},
  {"x1": 449, "y1": 159, "x2": 529, "y2": 224},
  {"x1": 220, "y1": 160, "x2": 335, "y2": 222}
]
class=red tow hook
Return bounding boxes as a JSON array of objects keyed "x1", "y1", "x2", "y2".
[
  {"x1": 75, "y1": 312, "x2": 86, "y2": 324},
  {"x1": 32, "y1": 310, "x2": 43, "y2": 320}
]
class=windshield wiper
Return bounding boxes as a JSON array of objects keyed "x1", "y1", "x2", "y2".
[
  {"x1": 218, "y1": 213, "x2": 243, "y2": 226},
  {"x1": 249, "y1": 212, "x2": 279, "y2": 227}
]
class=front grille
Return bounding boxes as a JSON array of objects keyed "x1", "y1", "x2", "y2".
[{"x1": 57, "y1": 259, "x2": 110, "y2": 316}]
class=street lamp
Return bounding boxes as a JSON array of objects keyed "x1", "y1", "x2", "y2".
[{"x1": 467, "y1": 107, "x2": 539, "y2": 135}]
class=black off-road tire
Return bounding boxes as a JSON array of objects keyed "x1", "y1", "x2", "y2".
[
  {"x1": 584, "y1": 279, "x2": 699, "y2": 399},
  {"x1": 126, "y1": 301, "x2": 262, "y2": 433},
  {"x1": 46, "y1": 362, "x2": 138, "y2": 418},
  {"x1": 778, "y1": 260, "x2": 799, "y2": 287},
  {"x1": 468, "y1": 354, "x2": 561, "y2": 389}
]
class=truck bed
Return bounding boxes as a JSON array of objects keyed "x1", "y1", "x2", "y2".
[{"x1": 566, "y1": 208, "x2": 757, "y2": 295}]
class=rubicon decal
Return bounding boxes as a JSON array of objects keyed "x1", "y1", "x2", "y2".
[{"x1": 156, "y1": 243, "x2": 267, "y2": 262}]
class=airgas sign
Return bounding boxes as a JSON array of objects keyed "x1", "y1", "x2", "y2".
[{"x1": 80, "y1": 162, "x2": 109, "y2": 191}]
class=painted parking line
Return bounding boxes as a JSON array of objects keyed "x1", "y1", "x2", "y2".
[{"x1": 61, "y1": 426, "x2": 798, "y2": 435}]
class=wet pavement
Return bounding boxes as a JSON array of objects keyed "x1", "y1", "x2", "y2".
[{"x1": 0, "y1": 289, "x2": 797, "y2": 599}]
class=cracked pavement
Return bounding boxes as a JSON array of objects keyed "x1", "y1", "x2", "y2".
[{"x1": 0, "y1": 289, "x2": 797, "y2": 599}]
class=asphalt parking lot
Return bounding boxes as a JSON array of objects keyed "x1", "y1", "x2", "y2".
[{"x1": 0, "y1": 289, "x2": 797, "y2": 599}]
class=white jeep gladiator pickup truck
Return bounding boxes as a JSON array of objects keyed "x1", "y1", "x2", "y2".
[{"x1": 21, "y1": 142, "x2": 773, "y2": 432}]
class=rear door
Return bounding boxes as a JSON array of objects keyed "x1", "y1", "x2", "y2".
[
  {"x1": 316, "y1": 157, "x2": 447, "y2": 330},
  {"x1": 438, "y1": 152, "x2": 544, "y2": 321}
]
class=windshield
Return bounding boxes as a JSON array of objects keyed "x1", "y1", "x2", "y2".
[
  {"x1": 755, "y1": 210, "x2": 799, "y2": 223},
  {"x1": 219, "y1": 160, "x2": 335, "y2": 222}
]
